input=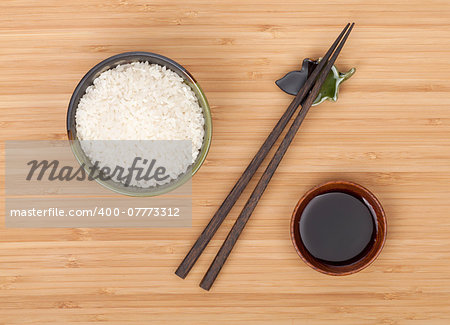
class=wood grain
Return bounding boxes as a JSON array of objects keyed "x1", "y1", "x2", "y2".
[{"x1": 1, "y1": 0, "x2": 450, "y2": 324}]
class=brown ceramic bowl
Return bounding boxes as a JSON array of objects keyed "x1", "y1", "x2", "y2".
[{"x1": 290, "y1": 181, "x2": 386, "y2": 275}]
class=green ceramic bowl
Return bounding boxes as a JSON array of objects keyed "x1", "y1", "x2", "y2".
[{"x1": 66, "y1": 52, "x2": 212, "y2": 197}]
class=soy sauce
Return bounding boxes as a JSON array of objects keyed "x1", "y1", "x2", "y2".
[{"x1": 299, "y1": 191, "x2": 376, "y2": 265}]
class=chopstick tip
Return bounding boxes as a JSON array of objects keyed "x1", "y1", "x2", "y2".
[
  {"x1": 175, "y1": 265, "x2": 190, "y2": 279},
  {"x1": 199, "y1": 282, "x2": 212, "y2": 291}
]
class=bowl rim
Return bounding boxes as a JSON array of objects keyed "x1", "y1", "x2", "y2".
[
  {"x1": 66, "y1": 51, "x2": 212, "y2": 197},
  {"x1": 290, "y1": 180, "x2": 387, "y2": 275}
]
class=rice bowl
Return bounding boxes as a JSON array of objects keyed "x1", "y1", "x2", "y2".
[{"x1": 66, "y1": 52, "x2": 212, "y2": 196}]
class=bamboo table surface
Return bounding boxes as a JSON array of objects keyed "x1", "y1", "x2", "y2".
[{"x1": 1, "y1": 0, "x2": 450, "y2": 324}]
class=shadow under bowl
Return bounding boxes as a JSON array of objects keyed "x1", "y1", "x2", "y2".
[
  {"x1": 66, "y1": 51, "x2": 212, "y2": 197},
  {"x1": 290, "y1": 181, "x2": 387, "y2": 275}
]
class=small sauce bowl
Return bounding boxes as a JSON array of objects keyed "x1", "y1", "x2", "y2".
[{"x1": 290, "y1": 181, "x2": 387, "y2": 275}]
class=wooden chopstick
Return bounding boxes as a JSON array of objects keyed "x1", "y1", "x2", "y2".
[
  {"x1": 175, "y1": 24, "x2": 352, "y2": 280},
  {"x1": 199, "y1": 23, "x2": 355, "y2": 290}
]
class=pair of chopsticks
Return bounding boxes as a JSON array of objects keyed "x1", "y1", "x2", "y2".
[{"x1": 176, "y1": 23, "x2": 355, "y2": 290}]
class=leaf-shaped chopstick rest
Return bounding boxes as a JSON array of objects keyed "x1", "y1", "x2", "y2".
[{"x1": 276, "y1": 58, "x2": 355, "y2": 106}]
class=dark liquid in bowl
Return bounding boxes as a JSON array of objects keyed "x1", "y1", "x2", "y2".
[{"x1": 299, "y1": 191, "x2": 376, "y2": 265}]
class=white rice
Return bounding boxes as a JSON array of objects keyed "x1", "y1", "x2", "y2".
[{"x1": 75, "y1": 61, "x2": 205, "y2": 188}]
